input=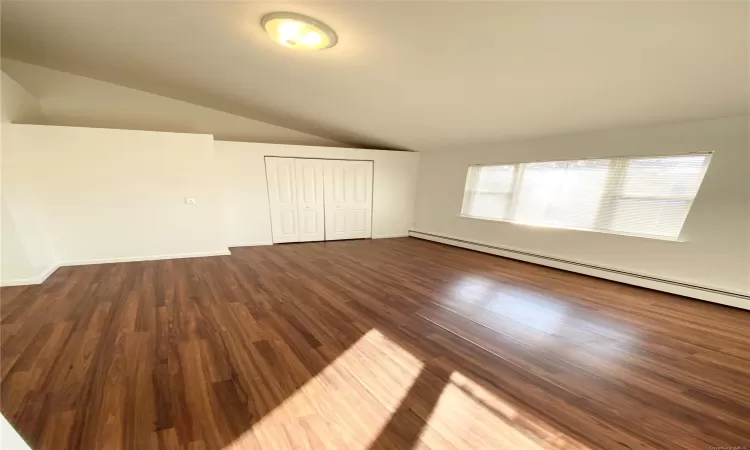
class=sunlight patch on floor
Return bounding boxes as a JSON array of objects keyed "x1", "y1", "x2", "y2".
[
  {"x1": 223, "y1": 329, "x2": 424, "y2": 449},
  {"x1": 416, "y1": 371, "x2": 591, "y2": 449}
]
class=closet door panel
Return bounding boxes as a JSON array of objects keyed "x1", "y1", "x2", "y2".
[
  {"x1": 324, "y1": 160, "x2": 373, "y2": 241},
  {"x1": 294, "y1": 159, "x2": 325, "y2": 242},
  {"x1": 266, "y1": 157, "x2": 299, "y2": 243}
]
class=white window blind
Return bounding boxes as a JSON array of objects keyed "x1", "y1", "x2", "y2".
[
  {"x1": 461, "y1": 164, "x2": 516, "y2": 219},
  {"x1": 461, "y1": 153, "x2": 711, "y2": 240}
]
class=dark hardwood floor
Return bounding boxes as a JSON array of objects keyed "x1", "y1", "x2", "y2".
[{"x1": 1, "y1": 237, "x2": 749, "y2": 449}]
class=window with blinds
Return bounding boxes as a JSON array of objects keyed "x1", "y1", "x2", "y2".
[{"x1": 461, "y1": 153, "x2": 711, "y2": 239}]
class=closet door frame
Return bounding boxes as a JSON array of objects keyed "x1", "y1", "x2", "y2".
[{"x1": 264, "y1": 156, "x2": 375, "y2": 244}]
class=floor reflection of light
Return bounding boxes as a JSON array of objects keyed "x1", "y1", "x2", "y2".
[
  {"x1": 223, "y1": 329, "x2": 424, "y2": 450},
  {"x1": 417, "y1": 372, "x2": 590, "y2": 449},
  {"x1": 485, "y1": 291, "x2": 569, "y2": 335},
  {"x1": 448, "y1": 275, "x2": 574, "y2": 336},
  {"x1": 449, "y1": 276, "x2": 496, "y2": 305},
  {"x1": 449, "y1": 276, "x2": 639, "y2": 377}
]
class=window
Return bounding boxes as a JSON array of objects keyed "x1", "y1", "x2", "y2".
[
  {"x1": 461, "y1": 164, "x2": 516, "y2": 220},
  {"x1": 461, "y1": 153, "x2": 711, "y2": 240}
]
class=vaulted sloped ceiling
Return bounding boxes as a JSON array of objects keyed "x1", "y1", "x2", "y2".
[
  {"x1": 2, "y1": 1, "x2": 747, "y2": 151},
  {"x1": 1, "y1": 59, "x2": 348, "y2": 147}
]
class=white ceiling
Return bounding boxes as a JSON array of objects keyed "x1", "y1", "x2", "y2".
[{"x1": 2, "y1": 1, "x2": 747, "y2": 151}]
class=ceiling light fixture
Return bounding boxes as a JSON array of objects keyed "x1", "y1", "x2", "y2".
[{"x1": 261, "y1": 12, "x2": 338, "y2": 51}]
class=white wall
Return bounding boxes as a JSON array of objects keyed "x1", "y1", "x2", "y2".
[
  {"x1": 1, "y1": 59, "x2": 346, "y2": 147},
  {"x1": 215, "y1": 141, "x2": 420, "y2": 247},
  {"x1": 0, "y1": 192, "x2": 58, "y2": 285},
  {"x1": 4, "y1": 125, "x2": 228, "y2": 267},
  {"x1": 0, "y1": 196, "x2": 35, "y2": 282},
  {"x1": 1, "y1": 71, "x2": 59, "y2": 285},
  {"x1": 1, "y1": 72, "x2": 43, "y2": 124},
  {"x1": 0, "y1": 414, "x2": 31, "y2": 450},
  {"x1": 2, "y1": 126, "x2": 417, "y2": 284},
  {"x1": 414, "y1": 116, "x2": 750, "y2": 297}
]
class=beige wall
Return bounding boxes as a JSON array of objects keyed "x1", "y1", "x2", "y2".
[
  {"x1": 1, "y1": 72, "x2": 43, "y2": 124},
  {"x1": 215, "y1": 141, "x2": 419, "y2": 247},
  {"x1": 414, "y1": 116, "x2": 750, "y2": 296},
  {"x1": 1, "y1": 71, "x2": 58, "y2": 284},
  {"x1": 1, "y1": 413, "x2": 31, "y2": 450},
  {"x1": 1, "y1": 122, "x2": 419, "y2": 284},
  {"x1": 4, "y1": 125, "x2": 228, "y2": 269},
  {"x1": 1, "y1": 59, "x2": 345, "y2": 147}
]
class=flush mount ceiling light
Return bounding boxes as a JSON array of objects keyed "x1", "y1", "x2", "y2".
[{"x1": 261, "y1": 12, "x2": 338, "y2": 51}]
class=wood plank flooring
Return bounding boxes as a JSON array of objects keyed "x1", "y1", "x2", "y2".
[{"x1": 1, "y1": 237, "x2": 749, "y2": 449}]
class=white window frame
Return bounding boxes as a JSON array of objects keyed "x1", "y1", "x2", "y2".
[
  {"x1": 460, "y1": 152, "x2": 712, "y2": 241},
  {"x1": 461, "y1": 164, "x2": 518, "y2": 220}
]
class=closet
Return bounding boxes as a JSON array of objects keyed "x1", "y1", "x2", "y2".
[{"x1": 265, "y1": 157, "x2": 373, "y2": 243}]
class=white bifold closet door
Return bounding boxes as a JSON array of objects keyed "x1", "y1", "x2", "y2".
[
  {"x1": 266, "y1": 157, "x2": 372, "y2": 243},
  {"x1": 266, "y1": 157, "x2": 299, "y2": 243},
  {"x1": 266, "y1": 157, "x2": 325, "y2": 243},
  {"x1": 294, "y1": 159, "x2": 325, "y2": 242},
  {"x1": 323, "y1": 160, "x2": 373, "y2": 241}
]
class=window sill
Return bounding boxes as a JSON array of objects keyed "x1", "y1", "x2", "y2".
[{"x1": 458, "y1": 214, "x2": 686, "y2": 242}]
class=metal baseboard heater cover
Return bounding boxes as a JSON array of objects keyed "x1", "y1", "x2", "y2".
[{"x1": 408, "y1": 230, "x2": 750, "y2": 307}]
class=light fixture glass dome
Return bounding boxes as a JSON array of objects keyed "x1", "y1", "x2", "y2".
[{"x1": 261, "y1": 12, "x2": 338, "y2": 51}]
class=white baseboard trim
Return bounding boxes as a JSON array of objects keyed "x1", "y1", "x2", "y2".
[
  {"x1": 59, "y1": 249, "x2": 232, "y2": 267},
  {"x1": 1, "y1": 262, "x2": 60, "y2": 287},
  {"x1": 372, "y1": 233, "x2": 409, "y2": 239},
  {"x1": 231, "y1": 236, "x2": 407, "y2": 244},
  {"x1": 409, "y1": 230, "x2": 750, "y2": 311},
  {"x1": 228, "y1": 241, "x2": 273, "y2": 248},
  {"x1": 2, "y1": 250, "x2": 232, "y2": 287}
]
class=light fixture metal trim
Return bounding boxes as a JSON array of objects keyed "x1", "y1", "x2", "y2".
[{"x1": 261, "y1": 11, "x2": 338, "y2": 50}]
